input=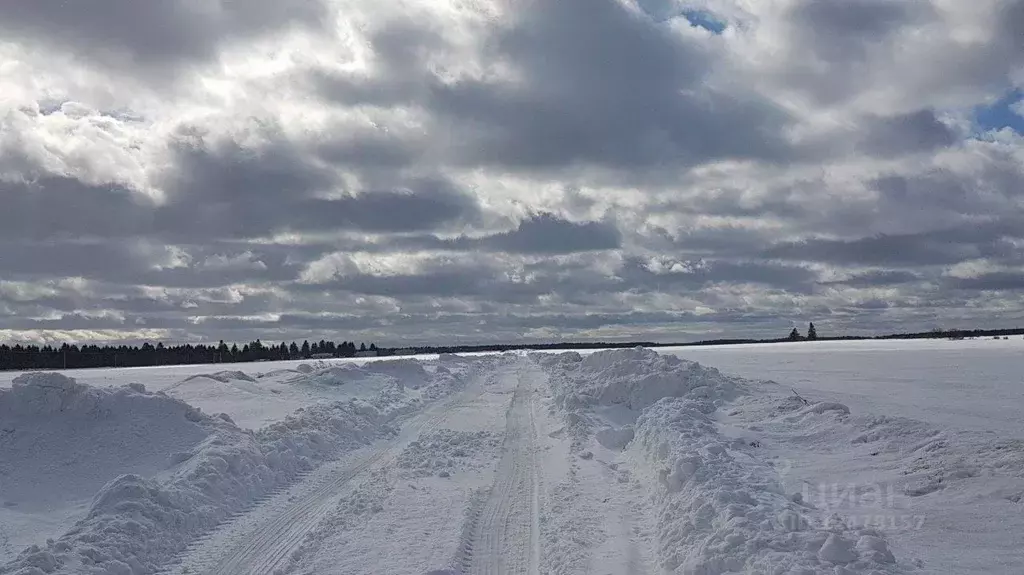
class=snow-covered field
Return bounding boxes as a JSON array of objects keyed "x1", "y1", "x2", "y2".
[{"x1": 1, "y1": 340, "x2": 1021, "y2": 574}]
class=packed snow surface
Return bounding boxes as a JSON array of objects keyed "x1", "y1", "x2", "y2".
[{"x1": 1, "y1": 341, "x2": 1022, "y2": 574}]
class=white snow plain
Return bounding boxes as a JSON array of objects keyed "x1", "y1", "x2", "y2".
[{"x1": 0, "y1": 340, "x2": 1021, "y2": 574}]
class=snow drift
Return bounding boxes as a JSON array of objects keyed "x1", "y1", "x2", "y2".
[
  {"x1": 300, "y1": 359, "x2": 432, "y2": 391},
  {"x1": 0, "y1": 360, "x2": 471, "y2": 575},
  {"x1": 535, "y1": 347, "x2": 739, "y2": 452},
  {"x1": 0, "y1": 374, "x2": 212, "y2": 515},
  {"x1": 536, "y1": 348, "x2": 905, "y2": 574}
]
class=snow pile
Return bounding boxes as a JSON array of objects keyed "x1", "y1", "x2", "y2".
[
  {"x1": 181, "y1": 371, "x2": 256, "y2": 384},
  {"x1": 361, "y1": 359, "x2": 433, "y2": 389},
  {"x1": 537, "y1": 348, "x2": 906, "y2": 574},
  {"x1": 633, "y1": 398, "x2": 904, "y2": 574},
  {"x1": 162, "y1": 371, "x2": 297, "y2": 430},
  {"x1": 540, "y1": 347, "x2": 738, "y2": 413},
  {"x1": 0, "y1": 374, "x2": 212, "y2": 517},
  {"x1": 536, "y1": 347, "x2": 739, "y2": 451},
  {"x1": 396, "y1": 429, "x2": 501, "y2": 478},
  {"x1": 1, "y1": 362, "x2": 471, "y2": 575},
  {"x1": 300, "y1": 359, "x2": 432, "y2": 390}
]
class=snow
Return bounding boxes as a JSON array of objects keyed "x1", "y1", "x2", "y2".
[
  {"x1": 2, "y1": 340, "x2": 1023, "y2": 574},
  {"x1": 663, "y1": 338, "x2": 1024, "y2": 436},
  {"x1": 1, "y1": 359, "x2": 437, "y2": 431},
  {"x1": 540, "y1": 348, "x2": 903, "y2": 574},
  {"x1": 665, "y1": 338, "x2": 1024, "y2": 574},
  {"x1": 396, "y1": 429, "x2": 502, "y2": 478},
  {"x1": 0, "y1": 359, "x2": 473, "y2": 573},
  {"x1": 0, "y1": 374, "x2": 213, "y2": 564}
]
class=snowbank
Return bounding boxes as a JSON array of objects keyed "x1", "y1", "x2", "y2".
[
  {"x1": 538, "y1": 347, "x2": 737, "y2": 413},
  {"x1": 300, "y1": 359, "x2": 432, "y2": 390},
  {"x1": 0, "y1": 374, "x2": 212, "y2": 515},
  {"x1": 535, "y1": 347, "x2": 739, "y2": 451},
  {"x1": 633, "y1": 398, "x2": 902, "y2": 574},
  {"x1": 0, "y1": 361, "x2": 471, "y2": 575},
  {"x1": 163, "y1": 361, "x2": 432, "y2": 430},
  {"x1": 537, "y1": 348, "x2": 905, "y2": 574},
  {"x1": 181, "y1": 371, "x2": 256, "y2": 384}
]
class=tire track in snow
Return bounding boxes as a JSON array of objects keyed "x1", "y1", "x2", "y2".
[
  {"x1": 467, "y1": 364, "x2": 541, "y2": 575},
  {"x1": 171, "y1": 384, "x2": 478, "y2": 575}
]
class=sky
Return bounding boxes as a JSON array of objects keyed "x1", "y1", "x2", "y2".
[{"x1": 1, "y1": 0, "x2": 1023, "y2": 347}]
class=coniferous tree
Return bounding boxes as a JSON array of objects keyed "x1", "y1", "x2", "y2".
[
  {"x1": 807, "y1": 322, "x2": 818, "y2": 341},
  {"x1": 788, "y1": 327, "x2": 801, "y2": 341}
]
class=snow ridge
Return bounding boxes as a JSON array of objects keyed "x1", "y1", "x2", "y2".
[
  {"x1": 538, "y1": 347, "x2": 906, "y2": 575},
  {"x1": 1, "y1": 361, "x2": 469, "y2": 575}
]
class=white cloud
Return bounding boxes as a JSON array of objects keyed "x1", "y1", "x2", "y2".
[{"x1": 200, "y1": 251, "x2": 269, "y2": 272}]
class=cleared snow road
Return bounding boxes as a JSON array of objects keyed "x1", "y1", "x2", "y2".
[
  {"x1": 159, "y1": 355, "x2": 657, "y2": 575},
  {"x1": 168, "y1": 378, "x2": 487, "y2": 575},
  {"x1": 465, "y1": 365, "x2": 541, "y2": 575}
]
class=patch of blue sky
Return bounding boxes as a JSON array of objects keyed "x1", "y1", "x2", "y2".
[
  {"x1": 681, "y1": 9, "x2": 726, "y2": 33},
  {"x1": 635, "y1": 0, "x2": 727, "y2": 33},
  {"x1": 972, "y1": 88, "x2": 1024, "y2": 135}
]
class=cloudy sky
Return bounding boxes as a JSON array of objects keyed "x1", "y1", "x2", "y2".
[{"x1": 1, "y1": 0, "x2": 1023, "y2": 347}]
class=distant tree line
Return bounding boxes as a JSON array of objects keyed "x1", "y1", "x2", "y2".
[
  {"x1": 3, "y1": 323, "x2": 1023, "y2": 372},
  {"x1": 0, "y1": 339, "x2": 379, "y2": 371}
]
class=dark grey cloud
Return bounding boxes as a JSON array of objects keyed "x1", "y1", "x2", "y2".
[
  {"x1": 776, "y1": 0, "x2": 1024, "y2": 110},
  {"x1": 764, "y1": 234, "x2": 967, "y2": 266},
  {"x1": 449, "y1": 214, "x2": 621, "y2": 254},
  {"x1": 763, "y1": 219, "x2": 1024, "y2": 266},
  {"x1": 618, "y1": 258, "x2": 819, "y2": 294},
  {"x1": 0, "y1": 0, "x2": 326, "y2": 74},
  {"x1": 0, "y1": 311, "x2": 130, "y2": 332},
  {"x1": 821, "y1": 270, "x2": 924, "y2": 287},
  {"x1": 858, "y1": 109, "x2": 957, "y2": 155},
  {"x1": 309, "y1": 18, "x2": 444, "y2": 108},
  {"x1": 1000, "y1": 0, "x2": 1024, "y2": 53},
  {"x1": 0, "y1": 128, "x2": 481, "y2": 246},
  {"x1": 652, "y1": 191, "x2": 809, "y2": 220},
  {"x1": 872, "y1": 162, "x2": 1024, "y2": 218},
  {"x1": 793, "y1": 0, "x2": 925, "y2": 62},
  {"x1": 848, "y1": 298, "x2": 892, "y2": 310},
  {"x1": 158, "y1": 130, "x2": 481, "y2": 238},
  {"x1": 946, "y1": 272, "x2": 1024, "y2": 291},
  {"x1": 297, "y1": 253, "x2": 820, "y2": 305},
  {"x1": 0, "y1": 177, "x2": 152, "y2": 242},
  {"x1": 299, "y1": 267, "x2": 548, "y2": 304},
  {"x1": 317, "y1": 0, "x2": 793, "y2": 174},
  {"x1": 650, "y1": 225, "x2": 779, "y2": 259}
]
